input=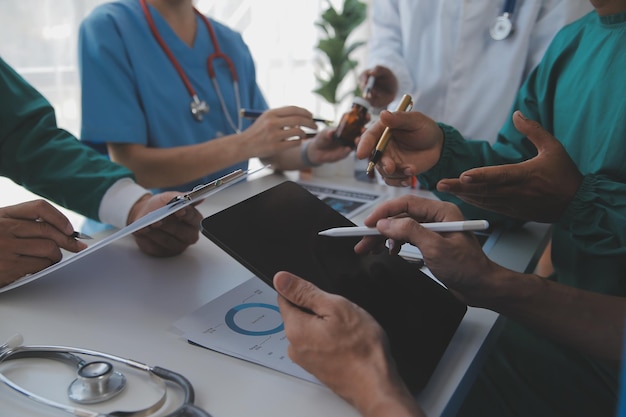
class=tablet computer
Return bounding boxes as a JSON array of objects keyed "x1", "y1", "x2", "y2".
[{"x1": 201, "y1": 180, "x2": 467, "y2": 393}]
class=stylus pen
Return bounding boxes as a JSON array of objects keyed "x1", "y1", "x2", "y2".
[
  {"x1": 366, "y1": 94, "x2": 413, "y2": 175},
  {"x1": 318, "y1": 220, "x2": 489, "y2": 237},
  {"x1": 239, "y1": 108, "x2": 333, "y2": 125}
]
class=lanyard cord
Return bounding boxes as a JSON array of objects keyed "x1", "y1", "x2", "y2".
[{"x1": 140, "y1": 0, "x2": 243, "y2": 133}]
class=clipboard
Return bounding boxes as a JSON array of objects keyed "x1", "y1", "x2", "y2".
[
  {"x1": 0, "y1": 167, "x2": 263, "y2": 294},
  {"x1": 200, "y1": 180, "x2": 467, "y2": 393}
]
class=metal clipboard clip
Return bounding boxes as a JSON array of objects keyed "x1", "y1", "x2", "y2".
[{"x1": 167, "y1": 165, "x2": 269, "y2": 208}]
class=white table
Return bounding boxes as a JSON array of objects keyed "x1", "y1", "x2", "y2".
[{"x1": 0, "y1": 171, "x2": 550, "y2": 417}]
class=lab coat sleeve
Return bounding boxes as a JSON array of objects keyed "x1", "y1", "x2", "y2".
[
  {"x1": 367, "y1": 0, "x2": 414, "y2": 106},
  {"x1": 0, "y1": 58, "x2": 135, "y2": 221}
]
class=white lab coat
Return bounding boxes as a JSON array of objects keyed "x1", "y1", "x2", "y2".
[{"x1": 367, "y1": 0, "x2": 593, "y2": 142}]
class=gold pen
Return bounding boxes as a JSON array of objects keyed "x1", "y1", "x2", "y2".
[{"x1": 366, "y1": 94, "x2": 413, "y2": 175}]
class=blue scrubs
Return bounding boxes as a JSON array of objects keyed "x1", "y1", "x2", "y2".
[{"x1": 79, "y1": 0, "x2": 267, "y2": 193}]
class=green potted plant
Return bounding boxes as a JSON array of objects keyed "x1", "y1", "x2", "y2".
[{"x1": 313, "y1": 0, "x2": 367, "y2": 115}]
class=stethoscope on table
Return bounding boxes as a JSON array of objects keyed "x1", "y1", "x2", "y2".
[
  {"x1": 140, "y1": 0, "x2": 243, "y2": 131},
  {"x1": 490, "y1": 0, "x2": 516, "y2": 40},
  {"x1": 0, "y1": 334, "x2": 213, "y2": 417}
]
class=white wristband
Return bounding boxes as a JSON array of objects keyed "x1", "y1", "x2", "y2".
[{"x1": 301, "y1": 140, "x2": 321, "y2": 167}]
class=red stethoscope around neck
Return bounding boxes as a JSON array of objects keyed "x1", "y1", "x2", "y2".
[{"x1": 139, "y1": 0, "x2": 243, "y2": 132}]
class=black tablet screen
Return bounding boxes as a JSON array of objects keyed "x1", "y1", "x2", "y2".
[{"x1": 201, "y1": 180, "x2": 467, "y2": 392}]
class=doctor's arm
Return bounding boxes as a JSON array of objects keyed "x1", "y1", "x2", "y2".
[
  {"x1": 263, "y1": 128, "x2": 353, "y2": 171},
  {"x1": 107, "y1": 106, "x2": 318, "y2": 189},
  {"x1": 436, "y1": 111, "x2": 583, "y2": 223},
  {"x1": 0, "y1": 58, "x2": 201, "y2": 285},
  {"x1": 356, "y1": 196, "x2": 626, "y2": 362}
]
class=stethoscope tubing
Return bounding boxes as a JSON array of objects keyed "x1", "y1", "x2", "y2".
[
  {"x1": 502, "y1": 0, "x2": 516, "y2": 15},
  {"x1": 0, "y1": 344, "x2": 213, "y2": 417},
  {"x1": 140, "y1": 0, "x2": 242, "y2": 131}
]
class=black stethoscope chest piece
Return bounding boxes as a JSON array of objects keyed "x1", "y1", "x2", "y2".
[{"x1": 490, "y1": 0, "x2": 516, "y2": 40}]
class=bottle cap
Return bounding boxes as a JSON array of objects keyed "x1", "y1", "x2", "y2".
[{"x1": 352, "y1": 96, "x2": 371, "y2": 111}]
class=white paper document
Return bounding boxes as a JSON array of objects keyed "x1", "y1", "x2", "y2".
[
  {"x1": 0, "y1": 169, "x2": 257, "y2": 294},
  {"x1": 174, "y1": 277, "x2": 319, "y2": 384}
]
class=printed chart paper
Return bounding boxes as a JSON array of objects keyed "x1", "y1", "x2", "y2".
[{"x1": 174, "y1": 277, "x2": 319, "y2": 384}]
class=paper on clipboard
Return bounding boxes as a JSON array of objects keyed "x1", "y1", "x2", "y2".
[{"x1": 0, "y1": 167, "x2": 263, "y2": 294}]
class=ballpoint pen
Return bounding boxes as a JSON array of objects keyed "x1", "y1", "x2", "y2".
[
  {"x1": 365, "y1": 94, "x2": 413, "y2": 175},
  {"x1": 318, "y1": 220, "x2": 490, "y2": 237},
  {"x1": 72, "y1": 231, "x2": 93, "y2": 240},
  {"x1": 239, "y1": 108, "x2": 334, "y2": 125},
  {"x1": 34, "y1": 217, "x2": 92, "y2": 239}
]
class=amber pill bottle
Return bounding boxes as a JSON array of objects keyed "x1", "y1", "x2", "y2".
[{"x1": 332, "y1": 97, "x2": 371, "y2": 148}]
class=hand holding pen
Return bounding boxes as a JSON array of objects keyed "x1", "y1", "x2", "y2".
[
  {"x1": 240, "y1": 108, "x2": 333, "y2": 126},
  {"x1": 0, "y1": 200, "x2": 90, "y2": 287},
  {"x1": 355, "y1": 99, "x2": 445, "y2": 187},
  {"x1": 366, "y1": 94, "x2": 414, "y2": 175}
]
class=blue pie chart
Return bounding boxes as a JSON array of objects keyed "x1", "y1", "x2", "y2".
[{"x1": 225, "y1": 303, "x2": 284, "y2": 336}]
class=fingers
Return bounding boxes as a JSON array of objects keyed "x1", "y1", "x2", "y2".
[
  {"x1": 355, "y1": 196, "x2": 464, "y2": 254},
  {"x1": 0, "y1": 200, "x2": 90, "y2": 286},
  {"x1": 273, "y1": 271, "x2": 326, "y2": 315},
  {"x1": 133, "y1": 206, "x2": 201, "y2": 257},
  {"x1": 129, "y1": 193, "x2": 201, "y2": 257},
  {"x1": 0, "y1": 201, "x2": 87, "y2": 253},
  {"x1": 511, "y1": 111, "x2": 555, "y2": 153},
  {"x1": 261, "y1": 106, "x2": 318, "y2": 131},
  {"x1": 2, "y1": 200, "x2": 74, "y2": 236},
  {"x1": 363, "y1": 195, "x2": 463, "y2": 228}
]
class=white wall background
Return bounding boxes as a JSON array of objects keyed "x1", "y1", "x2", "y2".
[{"x1": 0, "y1": 0, "x2": 372, "y2": 227}]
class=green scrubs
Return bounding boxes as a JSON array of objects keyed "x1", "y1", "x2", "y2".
[
  {"x1": 0, "y1": 58, "x2": 134, "y2": 221},
  {"x1": 418, "y1": 10, "x2": 626, "y2": 417}
]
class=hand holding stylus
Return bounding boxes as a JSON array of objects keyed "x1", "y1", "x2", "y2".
[{"x1": 319, "y1": 220, "x2": 489, "y2": 237}]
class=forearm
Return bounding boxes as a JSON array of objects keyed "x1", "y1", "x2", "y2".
[
  {"x1": 355, "y1": 384, "x2": 425, "y2": 417},
  {"x1": 262, "y1": 142, "x2": 306, "y2": 171},
  {"x1": 109, "y1": 134, "x2": 251, "y2": 189},
  {"x1": 475, "y1": 267, "x2": 626, "y2": 362}
]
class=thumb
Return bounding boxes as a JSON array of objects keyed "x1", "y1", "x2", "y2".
[
  {"x1": 377, "y1": 217, "x2": 430, "y2": 246},
  {"x1": 273, "y1": 271, "x2": 322, "y2": 312},
  {"x1": 512, "y1": 111, "x2": 554, "y2": 153}
]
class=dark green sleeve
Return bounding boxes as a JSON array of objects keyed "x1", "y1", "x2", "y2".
[{"x1": 0, "y1": 57, "x2": 134, "y2": 220}]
